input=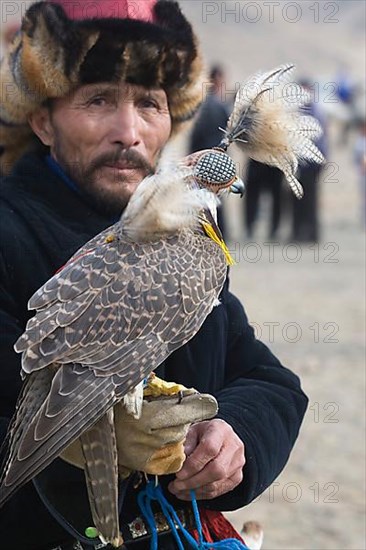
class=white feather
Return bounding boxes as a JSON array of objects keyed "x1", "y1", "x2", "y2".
[{"x1": 121, "y1": 167, "x2": 216, "y2": 241}]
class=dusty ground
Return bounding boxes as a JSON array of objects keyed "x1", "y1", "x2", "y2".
[{"x1": 221, "y1": 122, "x2": 365, "y2": 549}]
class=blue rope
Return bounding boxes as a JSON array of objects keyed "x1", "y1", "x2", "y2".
[{"x1": 137, "y1": 480, "x2": 249, "y2": 550}]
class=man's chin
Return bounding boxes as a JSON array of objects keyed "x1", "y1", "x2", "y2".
[
  {"x1": 75, "y1": 167, "x2": 147, "y2": 216},
  {"x1": 80, "y1": 181, "x2": 136, "y2": 216},
  {"x1": 85, "y1": 192, "x2": 129, "y2": 216},
  {"x1": 99, "y1": 165, "x2": 146, "y2": 187},
  {"x1": 105, "y1": 176, "x2": 143, "y2": 200}
]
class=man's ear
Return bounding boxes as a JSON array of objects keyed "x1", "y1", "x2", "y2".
[{"x1": 28, "y1": 106, "x2": 54, "y2": 147}]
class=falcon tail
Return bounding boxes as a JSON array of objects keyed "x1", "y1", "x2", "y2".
[{"x1": 79, "y1": 412, "x2": 123, "y2": 547}]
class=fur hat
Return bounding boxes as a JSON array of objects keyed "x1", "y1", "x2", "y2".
[{"x1": 0, "y1": 0, "x2": 205, "y2": 174}]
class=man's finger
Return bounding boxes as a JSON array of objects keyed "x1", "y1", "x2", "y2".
[
  {"x1": 169, "y1": 449, "x2": 236, "y2": 493},
  {"x1": 175, "y1": 427, "x2": 223, "y2": 480},
  {"x1": 172, "y1": 470, "x2": 243, "y2": 501}
]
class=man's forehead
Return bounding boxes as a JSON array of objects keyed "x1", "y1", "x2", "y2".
[{"x1": 74, "y1": 82, "x2": 167, "y2": 100}]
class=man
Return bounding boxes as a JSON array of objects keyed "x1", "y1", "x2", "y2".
[
  {"x1": 354, "y1": 117, "x2": 366, "y2": 227},
  {"x1": 0, "y1": 1, "x2": 308, "y2": 549},
  {"x1": 244, "y1": 160, "x2": 284, "y2": 241}
]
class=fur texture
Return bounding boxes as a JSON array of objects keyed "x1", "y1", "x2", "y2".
[{"x1": 0, "y1": 1, "x2": 205, "y2": 174}]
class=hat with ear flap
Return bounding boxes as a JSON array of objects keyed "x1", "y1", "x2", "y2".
[{"x1": 0, "y1": 0, "x2": 205, "y2": 174}]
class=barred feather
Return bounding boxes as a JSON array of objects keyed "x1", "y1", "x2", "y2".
[{"x1": 220, "y1": 64, "x2": 325, "y2": 198}]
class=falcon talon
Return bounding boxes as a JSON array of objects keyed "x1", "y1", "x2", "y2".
[{"x1": 133, "y1": 472, "x2": 144, "y2": 489}]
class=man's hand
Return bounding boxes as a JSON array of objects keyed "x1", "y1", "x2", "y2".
[
  {"x1": 168, "y1": 419, "x2": 245, "y2": 501},
  {"x1": 60, "y1": 391, "x2": 218, "y2": 478}
]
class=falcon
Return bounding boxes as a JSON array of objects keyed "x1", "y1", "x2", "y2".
[{"x1": 0, "y1": 162, "x2": 238, "y2": 547}]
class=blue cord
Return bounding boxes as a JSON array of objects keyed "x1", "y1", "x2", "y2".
[
  {"x1": 189, "y1": 489, "x2": 249, "y2": 549},
  {"x1": 137, "y1": 480, "x2": 249, "y2": 550},
  {"x1": 137, "y1": 485, "x2": 159, "y2": 550}
]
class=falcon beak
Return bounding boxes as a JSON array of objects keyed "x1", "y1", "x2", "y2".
[{"x1": 229, "y1": 178, "x2": 245, "y2": 197}]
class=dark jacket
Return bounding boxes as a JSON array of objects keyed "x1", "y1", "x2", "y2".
[
  {"x1": 0, "y1": 153, "x2": 308, "y2": 548},
  {"x1": 189, "y1": 93, "x2": 230, "y2": 153}
]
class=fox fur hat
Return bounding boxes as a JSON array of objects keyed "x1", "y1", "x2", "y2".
[{"x1": 0, "y1": 0, "x2": 205, "y2": 174}]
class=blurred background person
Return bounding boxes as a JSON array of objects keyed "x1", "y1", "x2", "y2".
[
  {"x1": 335, "y1": 63, "x2": 358, "y2": 146},
  {"x1": 188, "y1": 64, "x2": 231, "y2": 238},
  {"x1": 290, "y1": 78, "x2": 328, "y2": 244},
  {"x1": 244, "y1": 160, "x2": 284, "y2": 241},
  {"x1": 354, "y1": 116, "x2": 366, "y2": 227}
]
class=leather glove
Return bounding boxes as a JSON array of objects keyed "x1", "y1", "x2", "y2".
[
  {"x1": 61, "y1": 386, "x2": 218, "y2": 478},
  {"x1": 115, "y1": 389, "x2": 218, "y2": 476}
]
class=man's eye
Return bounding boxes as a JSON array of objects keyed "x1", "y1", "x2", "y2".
[
  {"x1": 88, "y1": 96, "x2": 107, "y2": 107},
  {"x1": 139, "y1": 97, "x2": 159, "y2": 110}
]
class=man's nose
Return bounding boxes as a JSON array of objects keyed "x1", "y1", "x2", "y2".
[{"x1": 108, "y1": 103, "x2": 141, "y2": 148}]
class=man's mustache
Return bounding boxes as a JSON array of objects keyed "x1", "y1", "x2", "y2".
[{"x1": 86, "y1": 149, "x2": 155, "y2": 178}]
